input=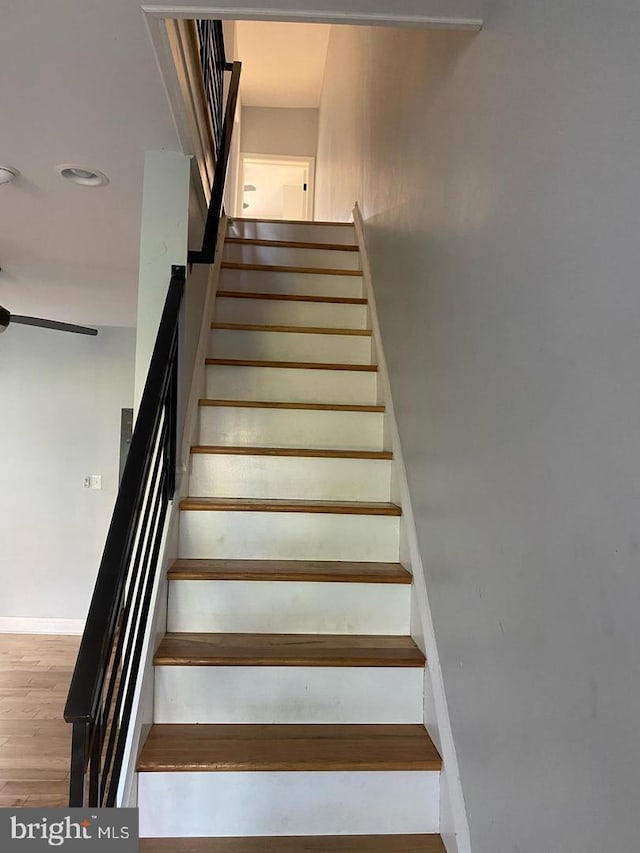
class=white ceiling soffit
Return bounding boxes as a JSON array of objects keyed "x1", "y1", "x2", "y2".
[
  {"x1": 143, "y1": 1, "x2": 483, "y2": 29},
  {"x1": 235, "y1": 22, "x2": 330, "y2": 108},
  {"x1": 0, "y1": 1, "x2": 180, "y2": 328}
]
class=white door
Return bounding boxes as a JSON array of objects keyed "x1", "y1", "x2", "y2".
[{"x1": 238, "y1": 155, "x2": 314, "y2": 220}]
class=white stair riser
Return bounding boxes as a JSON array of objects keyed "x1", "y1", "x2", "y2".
[
  {"x1": 220, "y1": 268, "x2": 363, "y2": 298},
  {"x1": 206, "y1": 366, "x2": 378, "y2": 405},
  {"x1": 167, "y1": 580, "x2": 410, "y2": 634},
  {"x1": 154, "y1": 666, "x2": 423, "y2": 724},
  {"x1": 189, "y1": 455, "x2": 391, "y2": 502},
  {"x1": 215, "y1": 297, "x2": 367, "y2": 329},
  {"x1": 228, "y1": 220, "x2": 357, "y2": 246},
  {"x1": 138, "y1": 771, "x2": 439, "y2": 836},
  {"x1": 198, "y1": 406, "x2": 385, "y2": 451},
  {"x1": 209, "y1": 329, "x2": 372, "y2": 364},
  {"x1": 179, "y1": 511, "x2": 400, "y2": 561},
  {"x1": 224, "y1": 243, "x2": 360, "y2": 271}
]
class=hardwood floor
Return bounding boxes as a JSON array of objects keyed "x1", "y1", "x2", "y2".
[{"x1": 0, "y1": 633, "x2": 79, "y2": 807}]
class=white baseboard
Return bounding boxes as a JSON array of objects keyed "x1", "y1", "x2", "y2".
[{"x1": 0, "y1": 617, "x2": 85, "y2": 635}]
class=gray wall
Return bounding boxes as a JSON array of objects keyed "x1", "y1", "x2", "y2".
[
  {"x1": 316, "y1": 6, "x2": 640, "y2": 852},
  {"x1": 241, "y1": 107, "x2": 319, "y2": 157},
  {"x1": 0, "y1": 325, "x2": 135, "y2": 620}
]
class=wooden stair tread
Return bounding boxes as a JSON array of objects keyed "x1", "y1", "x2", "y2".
[
  {"x1": 206, "y1": 358, "x2": 377, "y2": 372},
  {"x1": 179, "y1": 498, "x2": 401, "y2": 516},
  {"x1": 225, "y1": 237, "x2": 359, "y2": 252},
  {"x1": 198, "y1": 399, "x2": 385, "y2": 413},
  {"x1": 191, "y1": 446, "x2": 392, "y2": 460},
  {"x1": 211, "y1": 322, "x2": 372, "y2": 336},
  {"x1": 217, "y1": 290, "x2": 366, "y2": 304},
  {"x1": 168, "y1": 559, "x2": 411, "y2": 584},
  {"x1": 221, "y1": 263, "x2": 363, "y2": 277},
  {"x1": 137, "y1": 724, "x2": 441, "y2": 772},
  {"x1": 229, "y1": 217, "x2": 355, "y2": 227},
  {"x1": 154, "y1": 633, "x2": 425, "y2": 668},
  {"x1": 139, "y1": 835, "x2": 446, "y2": 852}
]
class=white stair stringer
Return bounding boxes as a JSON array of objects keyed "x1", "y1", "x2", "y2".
[{"x1": 138, "y1": 770, "x2": 440, "y2": 837}]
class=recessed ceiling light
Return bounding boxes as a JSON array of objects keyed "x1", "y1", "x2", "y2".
[
  {"x1": 0, "y1": 166, "x2": 19, "y2": 185},
  {"x1": 57, "y1": 165, "x2": 109, "y2": 187}
]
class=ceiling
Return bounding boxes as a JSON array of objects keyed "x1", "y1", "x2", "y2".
[
  {"x1": 0, "y1": 0, "x2": 179, "y2": 327},
  {"x1": 235, "y1": 22, "x2": 330, "y2": 108},
  {"x1": 0, "y1": 0, "x2": 477, "y2": 331},
  {"x1": 0, "y1": 10, "x2": 330, "y2": 328}
]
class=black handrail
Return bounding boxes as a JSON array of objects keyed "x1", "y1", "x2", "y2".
[
  {"x1": 189, "y1": 58, "x2": 241, "y2": 265},
  {"x1": 64, "y1": 266, "x2": 185, "y2": 807}
]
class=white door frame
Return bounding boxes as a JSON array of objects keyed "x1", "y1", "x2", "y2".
[{"x1": 237, "y1": 153, "x2": 315, "y2": 221}]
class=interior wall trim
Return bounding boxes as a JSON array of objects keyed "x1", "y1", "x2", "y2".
[{"x1": 143, "y1": 5, "x2": 483, "y2": 31}]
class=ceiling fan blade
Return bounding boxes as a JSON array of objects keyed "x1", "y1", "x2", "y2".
[{"x1": 10, "y1": 315, "x2": 98, "y2": 336}]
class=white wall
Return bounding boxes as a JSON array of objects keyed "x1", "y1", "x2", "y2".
[
  {"x1": 135, "y1": 151, "x2": 190, "y2": 410},
  {"x1": 0, "y1": 325, "x2": 135, "y2": 623},
  {"x1": 222, "y1": 20, "x2": 243, "y2": 217},
  {"x1": 316, "y1": 7, "x2": 640, "y2": 852},
  {"x1": 241, "y1": 107, "x2": 319, "y2": 157}
]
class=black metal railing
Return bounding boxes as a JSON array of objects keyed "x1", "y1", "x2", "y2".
[
  {"x1": 189, "y1": 21, "x2": 241, "y2": 265},
  {"x1": 64, "y1": 18, "x2": 240, "y2": 806},
  {"x1": 64, "y1": 266, "x2": 185, "y2": 807},
  {"x1": 196, "y1": 19, "x2": 227, "y2": 152}
]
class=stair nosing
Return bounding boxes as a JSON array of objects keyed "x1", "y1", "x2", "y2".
[
  {"x1": 210, "y1": 322, "x2": 372, "y2": 336},
  {"x1": 154, "y1": 633, "x2": 425, "y2": 668},
  {"x1": 139, "y1": 835, "x2": 447, "y2": 853},
  {"x1": 225, "y1": 237, "x2": 359, "y2": 252},
  {"x1": 216, "y1": 290, "x2": 366, "y2": 304},
  {"x1": 198, "y1": 399, "x2": 385, "y2": 413},
  {"x1": 179, "y1": 497, "x2": 402, "y2": 516},
  {"x1": 136, "y1": 723, "x2": 442, "y2": 773},
  {"x1": 229, "y1": 216, "x2": 355, "y2": 227},
  {"x1": 221, "y1": 263, "x2": 363, "y2": 277},
  {"x1": 168, "y1": 559, "x2": 411, "y2": 584},
  {"x1": 205, "y1": 358, "x2": 377, "y2": 372},
  {"x1": 190, "y1": 445, "x2": 392, "y2": 460}
]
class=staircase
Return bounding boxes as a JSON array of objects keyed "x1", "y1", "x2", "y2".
[{"x1": 136, "y1": 218, "x2": 446, "y2": 851}]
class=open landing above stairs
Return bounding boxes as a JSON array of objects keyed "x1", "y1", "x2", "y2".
[{"x1": 136, "y1": 217, "x2": 446, "y2": 850}]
